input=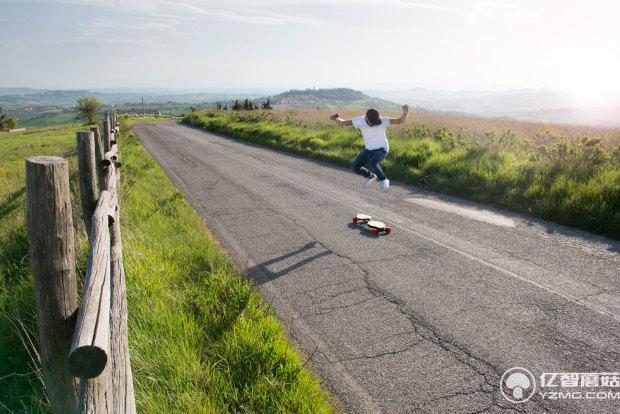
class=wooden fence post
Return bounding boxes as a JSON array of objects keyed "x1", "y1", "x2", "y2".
[
  {"x1": 90, "y1": 126, "x2": 105, "y2": 189},
  {"x1": 25, "y1": 156, "x2": 79, "y2": 413},
  {"x1": 78, "y1": 367, "x2": 112, "y2": 414},
  {"x1": 76, "y1": 131, "x2": 98, "y2": 237},
  {"x1": 103, "y1": 115, "x2": 111, "y2": 152}
]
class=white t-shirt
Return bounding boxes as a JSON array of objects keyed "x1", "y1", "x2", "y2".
[{"x1": 352, "y1": 116, "x2": 390, "y2": 151}]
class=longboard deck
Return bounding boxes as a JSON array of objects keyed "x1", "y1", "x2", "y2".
[
  {"x1": 352, "y1": 214, "x2": 392, "y2": 235},
  {"x1": 367, "y1": 220, "x2": 386, "y2": 229}
]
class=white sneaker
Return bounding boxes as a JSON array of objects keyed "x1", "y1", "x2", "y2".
[
  {"x1": 380, "y1": 178, "x2": 390, "y2": 192},
  {"x1": 363, "y1": 173, "x2": 377, "y2": 189}
]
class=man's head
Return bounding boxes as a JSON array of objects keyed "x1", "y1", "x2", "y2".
[{"x1": 365, "y1": 108, "x2": 382, "y2": 126}]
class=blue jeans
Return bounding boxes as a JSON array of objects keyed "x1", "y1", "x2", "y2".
[{"x1": 352, "y1": 148, "x2": 387, "y2": 181}]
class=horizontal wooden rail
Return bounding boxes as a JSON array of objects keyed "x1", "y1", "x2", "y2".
[
  {"x1": 69, "y1": 191, "x2": 115, "y2": 378},
  {"x1": 102, "y1": 143, "x2": 118, "y2": 167}
]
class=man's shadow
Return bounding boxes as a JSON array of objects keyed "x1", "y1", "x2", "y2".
[{"x1": 248, "y1": 241, "x2": 333, "y2": 285}]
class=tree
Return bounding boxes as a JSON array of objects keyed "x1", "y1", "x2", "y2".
[
  {"x1": 243, "y1": 99, "x2": 251, "y2": 110},
  {"x1": 0, "y1": 106, "x2": 6, "y2": 130},
  {"x1": 261, "y1": 98, "x2": 273, "y2": 110},
  {"x1": 0, "y1": 106, "x2": 17, "y2": 130},
  {"x1": 5, "y1": 117, "x2": 17, "y2": 130},
  {"x1": 232, "y1": 100, "x2": 241, "y2": 110},
  {"x1": 76, "y1": 96, "x2": 103, "y2": 125},
  {"x1": 223, "y1": 105, "x2": 228, "y2": 110}
]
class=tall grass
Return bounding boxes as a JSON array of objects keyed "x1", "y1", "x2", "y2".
[
  {"x1": 268, "y1": 108, "x2": 620, "y2": 148},
  {"x1": 0, "y1": 122, "x2": 335, "y2": 412},
  {"x1": 184, "y1": 110, "x2": 620, "y2": 239},
  {"x1": 0, "y1": 125, "x2": 84, "y2": 412}
]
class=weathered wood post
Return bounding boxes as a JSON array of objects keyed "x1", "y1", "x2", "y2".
[
  {"x1": 76, "y1": 131, "x2": 98, "y2": 237},
  {"x1": 109, "y1": 124, "x2": 116, "y2": 149},
  {"x1": 102, "y1": 114, "x2": 111, "y2": 152},
  {"x1": 90, "y1": 126, "x2": 105, "y2": 188},
  {"x1": 77, "y1": 365, "x2": 112, "y2": 414},
  {"x1": 25, "y1": 156, "x2": 79, "y2": 413}
]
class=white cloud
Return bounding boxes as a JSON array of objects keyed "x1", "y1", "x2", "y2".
[
  {"x1": 59, "y1": 0, "x2": 324, "y2": 25},
  {"x1": 89, "y1": 19, "x2": 175, "y2": 32},
  {"x1": 393, "y1": 0, "x2": 475, "y2": 19},
  {"x1": 474, "y1": 3, "x2": 539, "y2": 23}
]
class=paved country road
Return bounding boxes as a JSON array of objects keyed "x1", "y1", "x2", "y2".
[{"x1": 134, "y1": 122, "x2": 619, "y2": 414}]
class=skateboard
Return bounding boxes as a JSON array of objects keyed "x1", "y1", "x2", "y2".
[{"x1": 352, "y1": 213, "x2": 392, "y2": 235}]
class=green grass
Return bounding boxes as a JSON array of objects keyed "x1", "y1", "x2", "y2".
[
  {"x1": 184, "y1": 110, "x2": 620, "y2": 239},
  {"x1": 0, "y1": 121, "x2": 335, "y2": 412}
]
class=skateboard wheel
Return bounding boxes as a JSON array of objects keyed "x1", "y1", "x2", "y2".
[
  {"x1": 352, "y1": 216, "x2": 358, "y2": 223},
  {"x1": 385, "y1": 227, "x2": 392, "y2": 234},
  {"x1": 371, "y1": 228, "x2": 380, "y2": 236}
]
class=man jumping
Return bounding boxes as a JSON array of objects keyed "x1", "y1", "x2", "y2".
[{"x1": 330, "y1": 105, "x2": 409, "y2": 192}]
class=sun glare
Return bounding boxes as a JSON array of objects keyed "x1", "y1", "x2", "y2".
[{"x1": 568, "y1": 86, "x2": 615, "y2": 108}]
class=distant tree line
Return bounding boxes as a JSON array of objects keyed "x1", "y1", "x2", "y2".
[
  {"x1": 215, "y1": 98, "x2": 272, "y2": 111},
  {"x1": 274, "y1": 88, "x2": 365, "y2": 101}
]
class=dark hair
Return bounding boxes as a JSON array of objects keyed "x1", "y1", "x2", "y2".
[{"x1": 365, "y1": 108, "x2": 382, "y2": 126}]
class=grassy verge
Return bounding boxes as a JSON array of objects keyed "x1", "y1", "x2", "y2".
[
  {"x1": 0, "y1": 120, "x2": 335, "y2": 412},
  {"x1": 183, "y1": 110, "x2": 620, "y2": 239},
  {"x1": 120, "y1": 119, "x2": 334, "y2": 412}
]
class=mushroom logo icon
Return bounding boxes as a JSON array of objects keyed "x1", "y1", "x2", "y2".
[{"x1": 500, "y1": 367, "x2": 536, "y2": 403}]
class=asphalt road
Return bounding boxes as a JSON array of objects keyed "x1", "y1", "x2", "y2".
[{"x1": 134, "y1": 122, "x2": 619, "y2": 414}]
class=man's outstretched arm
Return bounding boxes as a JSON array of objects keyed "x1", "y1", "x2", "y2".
[
  {"x1": 389, "y1": 105, "x2": 409, "y2": 125},
  {"x1": 330, "y1": 113, "x2": 353, "y2": 126}
]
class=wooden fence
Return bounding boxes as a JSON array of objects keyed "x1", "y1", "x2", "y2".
[{"x1": 25, "y1": 113, "x2": 136, "y2": 414}]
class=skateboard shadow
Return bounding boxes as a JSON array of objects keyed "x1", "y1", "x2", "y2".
[{"x1": 248, "y1": 241, "x2": 333, "y2": 285}]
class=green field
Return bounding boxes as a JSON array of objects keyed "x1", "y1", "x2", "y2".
[
  {"x1": 19, "y1": 112, "x2": 79, "y2": 128},
  {"x1": 14, "y1": 106, "x2": 188, "y2": 129},
  {"x1": 184, "y1": 109, "x2": 620, "y2": 239},
  {"x1": 0, "y1": 122, "x2": 334, "y2": 412}
]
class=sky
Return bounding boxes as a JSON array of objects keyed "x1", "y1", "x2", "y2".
[{"x1": 1, "y1": 0, "x2": 619, "y2": 94}]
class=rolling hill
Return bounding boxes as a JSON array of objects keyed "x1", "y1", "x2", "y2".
[{"x1": 268, "y1": 88, "x2": 399, "y2": 110}]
